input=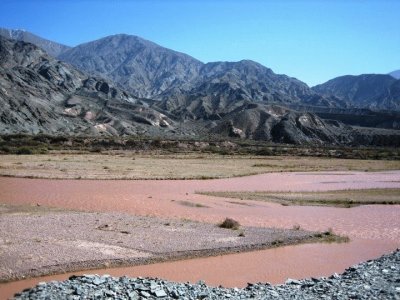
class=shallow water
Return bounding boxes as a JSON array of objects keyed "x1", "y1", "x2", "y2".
[
  {"x1": 0, "y1": 238, "x2": 396, "y2": 299},
  {"x1": 0, "y1": 171, "x2": 399, "y2": 298}
]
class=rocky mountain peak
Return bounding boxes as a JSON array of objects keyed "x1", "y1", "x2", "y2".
[{"x1": 58, "y1": 34, "x2": 204, "y2": 98}]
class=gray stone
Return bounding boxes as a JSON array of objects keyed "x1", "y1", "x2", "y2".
[
  {"x1": 154, "y1": 289, "x2": 167, "y2": 297},
  {"x1": 140, "y1": 291, "x2": 151, "y2": 298}
]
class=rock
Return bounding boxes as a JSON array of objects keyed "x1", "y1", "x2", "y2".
[
  {"x1": 154, "y1": 289, "x2": 167, "y2": 297},
  {"x1": 92, "y1": 277, "x2": 104, "y2": 285},
  {"x1": 285, "y1": 278, "x2": 301, "y2": 285},
  {"x1": 140, "y1": 290, "x2": 150, "y2": 298}
]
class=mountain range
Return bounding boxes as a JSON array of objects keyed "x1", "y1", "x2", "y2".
[
  {"x1": 0, "y1": 36, "x2": 180, "y2": 137},
  {"x1": 0, "y1": 28, "x2": 70, "y2": 57},
  {"x1": 390, "y1": 70, "x2": 400, "y2": 80},
  {"x1": 0, "y1": 28, "x2": 399, "y2": 146}
]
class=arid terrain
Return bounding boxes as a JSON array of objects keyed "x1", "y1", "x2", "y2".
[
  {"x1": 1, "y1": 204, "x2": 330, "y2": 283},
  {"x1": 1, "y1": 3, "x2": 400, "y2": 298},
  {"x1": 1, "y1": 152, "x2": 400, "y2": 180},
  {"x1": 200, "y1": 188, "x2": 400, "y2": 207},
  {"x1": 0, "y1": 154, "x2": 399, "y2": 298}
]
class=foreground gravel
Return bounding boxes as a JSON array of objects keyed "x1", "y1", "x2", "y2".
[{"x1": 13, "y1": 250, "x2": 400, "y2": 299}]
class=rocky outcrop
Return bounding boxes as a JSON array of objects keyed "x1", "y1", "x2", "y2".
[
  {"x1": 210, "y1": 104, "x2": 354, "y2": 145},
  {"x1": 288, "y1": 105, "x2": 400, "y2": 130},
  {"x1": 0, "y1": 36, "x2": 174, "y2": 136}
]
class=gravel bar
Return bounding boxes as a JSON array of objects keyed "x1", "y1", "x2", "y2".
[
  {"x1": 1, "y1": 206, "x2": 323, "y2": 283},
  {"x1": 12, "y1": 249, "x2": 400, "y2": 299}
]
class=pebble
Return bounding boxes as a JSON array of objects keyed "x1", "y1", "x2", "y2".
[{"x1": 12, "y1": 249, "x2": 400, "y2": 300}]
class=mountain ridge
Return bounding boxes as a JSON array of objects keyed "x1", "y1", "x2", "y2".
[
  {"x1": 1, "y1": 30, "x2": 400, "y2": 146},
  {"x1": 0, "y1": 36, "x2": 178, "y2": 136},
  {"x1": 58, "y1": 34, "x2": 204, "y2": 98},
  {"x1": 390, "y1": 70, "x2": 400, "y2": 79},
  {"x1": 2, "y1": 27, "x2": 398, "y2": 113},
  {"x1": 312, "y1": 74, "x2": 400, "y2": 111},
  {"x1": 0, "y1": 27, "x2": 70, "y2": 57}
]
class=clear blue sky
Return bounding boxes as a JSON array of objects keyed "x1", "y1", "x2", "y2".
[{"x1": 1, "y1": 0, "x2": 399, "y2": 86}]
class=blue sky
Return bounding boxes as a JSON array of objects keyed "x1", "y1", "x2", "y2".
[{"x1": 1, "y1": 0, "x2": 399, "y2": 86}]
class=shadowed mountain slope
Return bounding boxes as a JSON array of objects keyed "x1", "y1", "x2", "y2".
[
  {"x1": 156, "y1": 60, "x2": 347, "y2": 122},
  {"x1": 0, "y1": 36, "x2": 174, "y2": 136},
  {"x1": 208, "y1": 103, "x2": 355, "y2": 145},
  {"x1": 312, "y1": 74, "x2": 400, "y2": 111}
]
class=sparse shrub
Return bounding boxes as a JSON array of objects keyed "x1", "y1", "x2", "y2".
[
  {"x1": 37, "y1": 147, "x2": 48, "y2": 154},
  {"x1": 0, "y1": 146, "x2": 10, "y2": 153},
  {"x1": 49, "y1": 135, "x2": 69, "y2": 144},
  {"x1": 316, "y1": 228, "x2": 350, "y2": 243},
  {"x1": 272, "y1": 239, "x2": 283, "y2": 245},
  {"x1": 151, "y1": 138, "x2": 162, "y2": 147},
  {"x1": 16, "y1": 146, "x2": 33, "y2": 155},
  {"x1": 89, "y1": 147, "x2": 102, "y2": 153},
  {"x1": 218, "y1": 217, "x2": 240, "y2": 230},
  {"x1": 238, "y1": 230, "x2": 245, "y2": 237},
  {"x1": 199, "y1": 175, "x2": 214, "y2": 180},
  {"x1": 255, "y1": 148, "x2": 274, "y2": 156},
  {"x1": 292, "y1": 224, "x2": 301, "y2": 230}
]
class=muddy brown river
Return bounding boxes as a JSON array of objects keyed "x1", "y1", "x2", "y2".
[{"x1": 0, "y1": 171, "x2": 399, "y2": 298}]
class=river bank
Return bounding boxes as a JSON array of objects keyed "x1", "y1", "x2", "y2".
[
  {"x1": 1, "y1": 204, "x2": 328, "y2": 283},
  {"x1": 0, "y1": 171, "x2": 399, "y2": 298},
  {"x1": 12, "y1": 250, "x2": 400, "y2": 299}
]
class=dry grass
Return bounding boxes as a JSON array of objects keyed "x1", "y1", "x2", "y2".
[
  {"x1": 0, "y1": 152, "x2": 399, "y2": 180},
  {"x1": 199, "y1": 189, "x2": 400, "y2": 207},
  {"x1": 315, "y1": 229, "x2": 350, "y2": 243}
]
